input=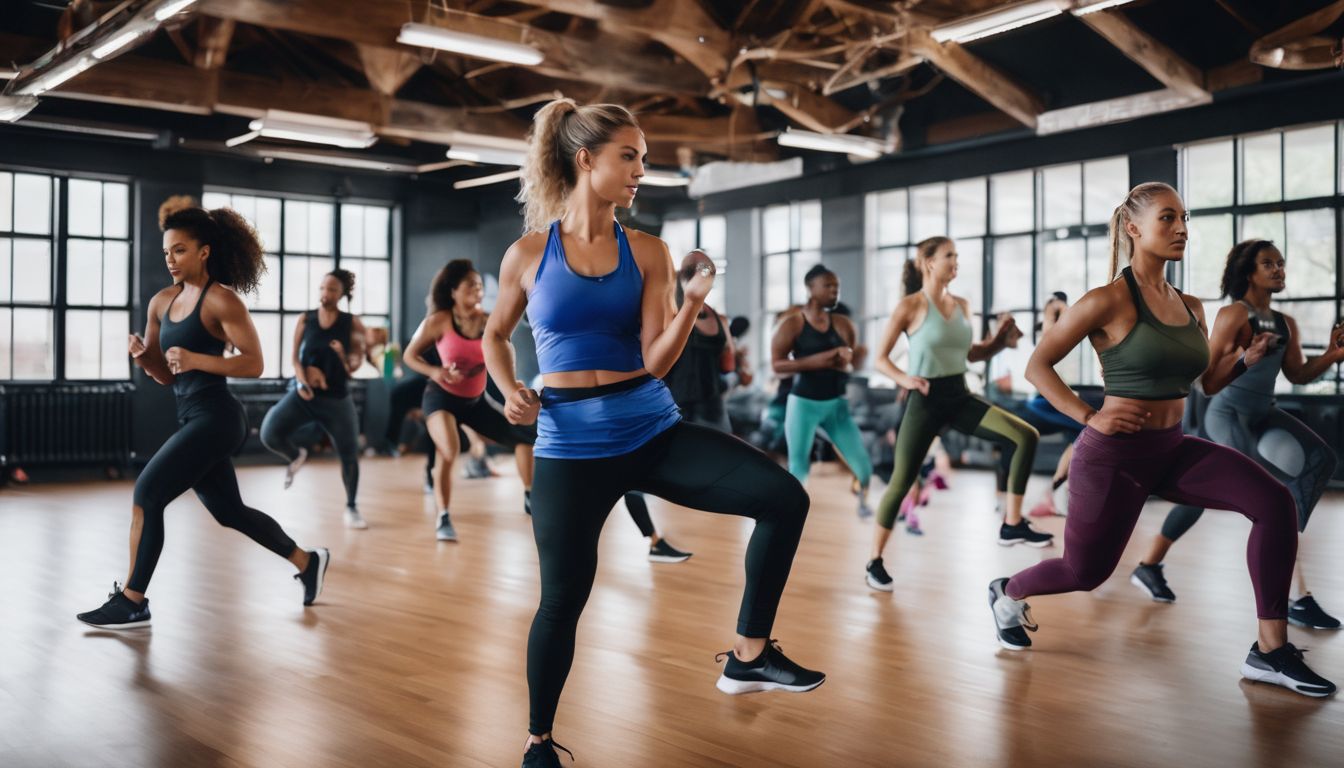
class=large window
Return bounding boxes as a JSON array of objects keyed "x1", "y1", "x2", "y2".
[
  {"x1": 202, "y1": 191, "x2": 393, "y2": 379},
  {"x1": 65, "y1": 179, "x2": 131, "y2": 380},
  {"x1": 1180, "y1": 123, "x2": 1341, "y2": 394},
  {"x1": 761, "y1": 201, "x2": 820, "y2": 358},
  {"x1": 0, "y1": 172, "x2": 56, "y2": 380}
]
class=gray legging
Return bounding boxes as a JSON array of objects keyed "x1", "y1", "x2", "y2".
[
  {"x1": 1162, "y1": 396, "x2": 1337, "y2": 539},
  {"x1": 261, "y1": 389, "x2": 361, "y2": 507}
]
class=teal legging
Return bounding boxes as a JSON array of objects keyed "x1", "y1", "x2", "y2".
[
  {"x1": 877, "y1": 374, "x2": 1038, "y2": 529},
  {"x1": 785, "y1": 393, "x2": 873, "y2": 487}
]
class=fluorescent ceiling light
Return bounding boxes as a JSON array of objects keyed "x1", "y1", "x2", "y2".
[
  {"x1": 1071, "y1": 0, "x2": 1135, "y2": 15},
  {"x1": 932, "y1": 0, "x2": 1065, "y2": 43},
  {"x1": 446, "y1": 144, "x2": 526, "y2": 166},
  {"x1": 0, "y1": 67, "x2": 17, "y2": 80},
  {"x1": 454, "y1": 169, "x2": 523, "y2": 190},
  {"x1": 12, "y1": 56, "x2": 93, "y2": 95},
  {"x1": 639, "y1": 170, "x2": 690, "y2": 188},
  {"x1": 0, "y1": 95, "x2": 39, "y2": 122},
  {"x1": 398, "y1": 22, "x2": 543, "y2": 66},
  {"x1": 777, "y1": 128, "x2": 885, "y2": 159},
  {"x1": 234, "y1": 110, "x2": 377, "y2": 149},
  {"x1": 154, "y1": 0, "x2": 200, "y2": 21},
  {"x1": 91, "y1": 23, "x2": 153, "y2": 60}
]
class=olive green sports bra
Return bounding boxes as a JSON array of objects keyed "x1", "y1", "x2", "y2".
[{"x1": 1097, "y1": 267, "x2": 1209, "y2": 400}]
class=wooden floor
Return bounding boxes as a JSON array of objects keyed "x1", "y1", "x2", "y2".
[{"x1": 3, "y1": 454, "x2": 1343, "y2": 768}]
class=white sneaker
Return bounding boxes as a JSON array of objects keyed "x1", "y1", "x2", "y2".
[
  {"x1": 284, "y1": 447, "x2": 308, "y2": 489},
  {"x1": 344, "y1": 506, "x2": 368, "y2": 529}
]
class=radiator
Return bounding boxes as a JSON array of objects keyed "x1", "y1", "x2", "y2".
[{"x1": 0, "y1": 383, "x2": 133, "y2": 467}]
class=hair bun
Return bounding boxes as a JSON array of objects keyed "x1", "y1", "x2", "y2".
[{"x1": 158, "y1": 195, "x2": 198, "y2": 229}]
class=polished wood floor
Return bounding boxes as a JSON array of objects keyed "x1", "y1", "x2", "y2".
[{"x1": 2, "y1": 454, "x2": 1343, "y2": 767}]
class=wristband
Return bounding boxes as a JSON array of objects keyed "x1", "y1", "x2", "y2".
[{"x1": 1231, "y1": 356, "x2": 1248, "y2": 378}]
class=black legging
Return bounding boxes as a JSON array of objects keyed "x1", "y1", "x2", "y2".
[
  {"x1": 128, "y1": 396, "x2": 297, "y2": 593},
  {"x1": 527, "y1": 422, "x2": 808, "y2": 735},
  {"x1": 620, "y1": 491, "x2": 657, "y2": 538}
]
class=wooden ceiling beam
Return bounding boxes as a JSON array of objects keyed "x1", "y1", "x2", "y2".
[
  {"x1": 1248, "y1": 0, "x2": 1344, "y2": 70},
  {"x1": 194, "y1": 17, "x2": 235, "y2": 70},
  {"x1": 355, "y1": 43, "x2": 422, "y2": 96},
  {"x1": 907, "y1": 28, "x2": 1043, "y2": 129},
  {"x1": 1077, "y1": 9, "x2": 1206, "y2": 98}
]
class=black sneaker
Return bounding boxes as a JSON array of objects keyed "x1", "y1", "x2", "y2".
[
  {"x1": 988, "y1": 577, "x2": 1036, "y2": 651},
  {"x1": 521, "y1": 739, "x2": 574, "y2": 767},
  {"x1": 436, "y1": 512, "x2": 458, "y2": 542},
  {"x1": 715, "y1": 640, "x2": 825, "y2": 695},
  {"x1": 998, "y1": 520, "x2": 1053, "y2": 548},
  {"x1": 649, "y1": 538, "x2": 692, "y2": 564},
  {"x1": 294, "y1": 548, "x2": 330, "y2": 606},
  {"x1": 76, "y1": 583, "x2": 151, "y2": 629},
  {"x1": 866, "y1": 558, "x2": 894, "y2": 592},
  {"x1": 1130, "y1": 562, "x2": 1176, "y2": 603},
  {"x1": 1241, "y1": 642, "x2": 1337, "y2": 697},
  {"x1": 1289, "y1": 595, "x2": 1341, "y2": 630}
]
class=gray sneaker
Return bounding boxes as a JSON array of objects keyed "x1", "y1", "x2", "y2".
[{"x1": 436, "y1": 512, "x2": 457, "y2": 542}]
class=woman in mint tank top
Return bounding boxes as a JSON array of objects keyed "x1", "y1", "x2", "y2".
[
  {"x1": 1129, "y1": 239, "x2": 1343, "y2": 628},
  {"x1": 863, "y1": 237, "x2": 1050, "y2": 593},
  {"x1": 987, "y1": 183, "x2": 1335, "y2": 699}
]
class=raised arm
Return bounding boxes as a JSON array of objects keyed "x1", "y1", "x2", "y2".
[
  {"x1": 636, "y1": 238, "x2": 714, "y2": 379},
  {"x1": 968, "y1": 307, "x2": 1016, "y2": 363}
]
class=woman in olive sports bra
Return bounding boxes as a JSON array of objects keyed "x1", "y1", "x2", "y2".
[{"x1": 987, "y1": 182, "x2": 1334, "y2": 699}]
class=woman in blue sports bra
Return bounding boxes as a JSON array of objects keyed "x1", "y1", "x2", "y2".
[{"x1": 483, "y1": 99, "x2": 823, "y2": 767}]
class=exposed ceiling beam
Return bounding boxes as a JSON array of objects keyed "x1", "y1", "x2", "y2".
[
  {"x1": 355, "y1": 44, "x2": 421, "y2": 96},
  {"x1": 907, "y1": 28, "x2": 1043, "y2": 129},
  {"x1": 1035, "y1": 87, "x2": 1210, "y2": 135},
  {"x1": 194, "y1": 17, "x2": 235, "y2": 70},
  {"x1": 1248, "y1": 0, "x2": 1344, "y2": 70},
  {"x1": 1077, "y1": 9, "x2": 1206, "y2": 98}
]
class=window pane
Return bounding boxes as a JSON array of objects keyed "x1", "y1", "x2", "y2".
[
  {"x1": 68, "y1": 179, "x2": 103, "y2": 237},
  {"x1": 661, "y1": 219, "x2": 697, "y2": 261},
  {"x1": 1283, "y1": 208, "x2": 1336, "y2": 299},
  {"x1": 1185, "y1": 139, "x2": 1233, "y2": 209},
  {"x1": 281, "y1": 312, "x2": 303, "y2": 378},
  {"x1": 65, "y1": 309, "x2": 101, "y2": 379},
  {"x1": 1086, "y1": 235, "x2": 1111, "y2": 293},
  {"x1": 1284, "y1": 125, "x2": 1334, "y2": 200},
  {"x1": 101, "y1": 310, "x2": 129, "y2": 379},
  {"x1": 13, "y1": 307, "x2": 53, "y2": 379},
  {"x1": 797, "y1": 201, "x2": 821, "y2": 251},
  {"x1": 230, "y1": 195, "x2": 257, "y2": 228},
  {"x1": 365, "y1": 206, "x2": 389, "y2": 258},
  {"x1": 1042, "y1": 164, "x2": 1082, "y2": 229},
  {"x1": 1187, "y1": 214, "x2": 1234, "y2": 299},
  {"x1": 1084, "y1": 157, "x2": 1129, "y2": 225},
  {"x1": 342, "y1": 205, "x2": 366, "y2": 257},
  {"x1": 0, "y1": 172, "x2": 11, "y2": 232},
  {"x1": 67, "y1": 239, "x2": 103, "y2": 305},
  {"x1": 285, "y1": 201, "x2": 309, "y2": 253},
  {"x1": 13, "y1": 239, "x2": 51, "y2": 303},
  {"x1": 1240, "y1": 211, "x2": 1286, "y2": 250},
  {"x1": 1041, "y1": 239, "x2": 1086, "y2": 311},
  {"x1": 991, "y1": 171, "x2": 1033, "y2": 234},
  {"x1": 1287, "y1": 300, "x2": 1338, "y2": 357},
  {"x1": 989, "y1": 311, "x2": 1035, "y2": 394},
  {"x1": 764, "y1": 252, "x2": 789, "y2": 311},
  {"x1": 791, "y1": 251, "x2": 821, "y2": 305},
  {"x1": 956, "y1": 238, "x2": 984, "y2": 314},
  {"x1": 14, "y1": 174, "x2": 51, "y2": 235},
  {"x1": 869, "y1": 246, "x2": 906, "y2": 316},
  {"x1": 250, "y1": 254, "x2": 281, "y2": 311},
  {"x1": 700, "y1": 215, "x2": 726, "y2": 265},
  {"x1": 875, "y1": 189, "x2": 908, "y2": 246},
  {"x1": 362, "y1": 259, "x2": 390, "y2": 316},
  {"x1": 103, "y1": 183, "x2": 129, "y2": 239},
  {"x1": 0, "y1": 239, "x2": 10, "y2": 302},
  {"x1": 910, "y1": 183, "x2": 947, "y2": 242},
  {"x1": 255, "y1": 198, "x2": 281, "y2": 252},
  {"x1": 202, "y1": 192, "x2": 230, "y2": 210},
  {"x1": 991, "y1": 236, "x2": 1033, "y2": 313},
  {"x1": 103, "y1": 241, "x2": 129, "y2": 305},
  {"x1": 253, "y1": 312, "x2": 282, "y2": 379},
  {"x1": 949, "y1": 177, "x2": 986, "y2": 238},
  {"x1": 763, "y1": 205, "x2": 789, "y2": 254},
  {"x1": 308, "y1": 202, "x2": 333, "y2": 255},
  {"x1": 0, "y1": 309, "x2": 9, "y2": 379},
  {"x1": 1240, "y1": 132, "x2": 1282, "y2": 205},
  {"x1": 283, "y1": 256, "x2": 333, "y2": 310}
]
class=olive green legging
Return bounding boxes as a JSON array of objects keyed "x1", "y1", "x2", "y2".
[{"x1": 877, "y1": 374, "x2": 1038, "y2": 529}]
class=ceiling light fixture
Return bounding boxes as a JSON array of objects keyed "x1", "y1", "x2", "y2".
[
  {"x1": 154, "y1": 0, "x2": 200, "y2": 21},
  {"x1": 0, "y1": 95, "x2": 39, "y2": 122},
  {"x1": 931, "y1": 0, "x2": 1066, "y2": 44},
  {"x1": 1071, "y1": 0, "x2": 1135, "y2": 15},
  {"x1": 639, "y1": 170, "x2": 690, "y2": 188},
  {"x1": 777, "y1": 128, "x2": 885, "y2": 159},
  {"x1": 446, "y1": 144, "x2": 526, "y2": 166},
  {"x1": 453, "y1": 169, "x2": 524, "y2": 190},
  {"x1": 229, "y1": 110, "x2": 378, "y2": 149},
  {"x1": 397, "y1": 22, "x2": 543, "y2": 66}
]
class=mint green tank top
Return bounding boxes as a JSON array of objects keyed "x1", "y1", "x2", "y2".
[
  {"x1": 908, "y1": 294, "x2": 972, "y2": 378},
  {"x1": 1097, "y1": 267, "x2": 1210, "y2": 400}
]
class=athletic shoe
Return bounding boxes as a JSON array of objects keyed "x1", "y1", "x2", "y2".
[
  {"x1": 344, "y1": 506, "x2": 368, "y2": 530},
  {"x1": 998, "y1": 520, "x2": 1053, "y2": 548},
  {"x1": 905, "y1": 505, "x2": 923, "y2": 536},
  {"x1": 715, "y1": 640, "x2": 825, "y2": 695},
  {"x1": 283, "y1": 447, "x2": 308, "y2": 489},
  {"x1": 929, "y1": 470, "x2": 949, "y2": 490},
  {"x1": 1241, "y1": 642, "x2": 1337, "y2": 697},
  {"x1": 1130, "y1": 563, "x2": 1175, "y2": 603},
  {"x1": 649, "y1": 538, "x2": 692, "y2": 564},
  {"x1": 76, "y1": 583, "x2": 151, "y2": 629},
  {"x1": 521, "y1": 739, "x2": 573, "y2": 767},
  {"x1": 423, "y1": 479, "x2": 434, "y2": 495},
  {"x1": 294, "y1": 548, "x2": 330, "y2": 606},
  {"x1": 856, "y1": 497, "x2": 873, "y2": 519},
  {"x1": 1289, "y1": 596, "x2": 1342, "y2": 630},
  {"x1": 988, "y1": 577, "x2": 1036, "y2": 650},
  {"x1": 463, "y1": 455, "x2": 494, "y2": 479},
  {"x1": 866, "y1": 558, "x2": 894, "y2": 592},
  {"x1": 436, "y1": 512, "x2": 457, "y2": 542}
]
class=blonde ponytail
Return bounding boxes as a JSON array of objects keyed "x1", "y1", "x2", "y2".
[
  {"x1": 516, "y1": 99, "x2": 640, "y2": 233},
  {"x1": 1108, "y1": 181, "x2": 1177, "y2": 281}
]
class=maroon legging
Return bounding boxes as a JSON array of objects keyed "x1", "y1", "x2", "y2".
[{"x1": 1006, "y1": 424, "x2": 1297, "y2": 619}]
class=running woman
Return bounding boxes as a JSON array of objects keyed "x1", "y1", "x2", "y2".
[
  {"x1": 77, "y1": 202, "x2": 328, "y2": 628},
  {"x1": 260, "y1": 268, "x2": 368, "y2": 528},
  {"x1": 771, "y1": 264, "x2": 874, "y2": 518},
  {"x1": 867, "y1": 237, "x2": 1049, "y2": 592},
  {"x1": 988, "y1": 183, "x2": 1335, "y2": 698},
  {"x1": 484, "y1": 99, "x2": 823, "y2": 768},
  {"x1": 404, "y1": 260, "x2": 535, "y2": 541},
  {"x1": 1130, "y1": 239, "x2": 1343, "y2": 628}
]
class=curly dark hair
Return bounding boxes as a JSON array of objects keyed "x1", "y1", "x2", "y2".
[
  {"x1": 1220, "y1": 239, "x2": 1276, "y2": 300},
  {"x1": 428, "y1": 259, "x2": 478, "y2": 313},
  {"x1": 327, "y1": 268, "x2": 356, "y2": 300},
  {"x1": 160, "y1": 205, "x2": 267, "y2": 296}
]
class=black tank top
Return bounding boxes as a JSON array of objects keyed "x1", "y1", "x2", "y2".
[
  {"x1": 664, "y1": 311, "x2": 727, "y2": 406},
  {"x1": 159, "y1": 280, "x2": 228, "y2": 403},
  {"x1": 299, "y1": 309, "x2": 354, "y2": 398},
  {"x1": 792, "y1": 314, "x2": 849, "y2": 401}
]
